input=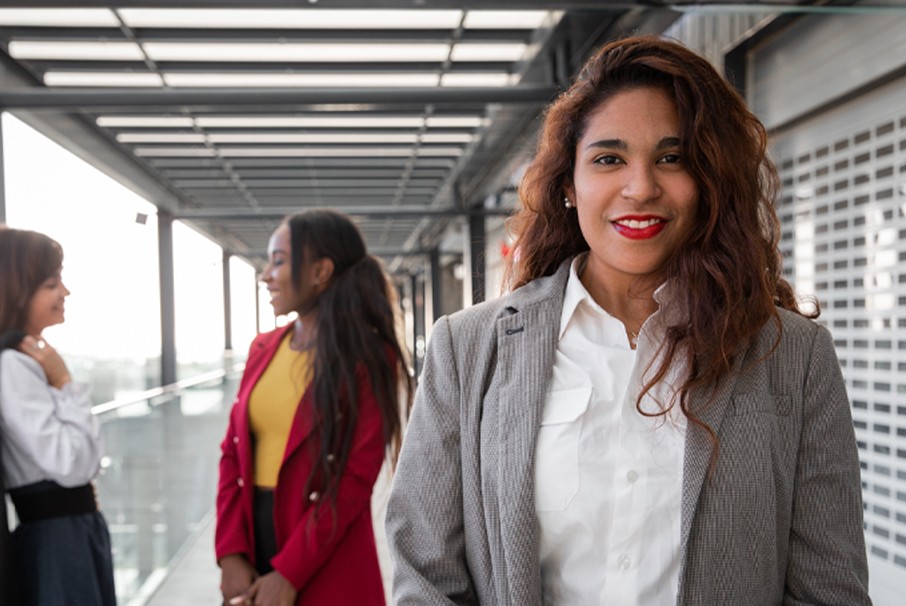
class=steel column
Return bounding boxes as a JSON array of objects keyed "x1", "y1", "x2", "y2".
[
  {"x1": 254, "y1": 273, "x2": 262, "y2": 334},
  {"x1": 430, "y1": 248, "x2": 442, "y2": 324},
  {"x1": 468, "y1": 209, "x2": 486, "y2": 305},
  {"x1": 411, "y1": 272, "x2": 423, "y2": 378},
  {"x1": 158, "y1": 211, "x2": 177, "y2": 385},
  {"x1": 222, "y1": 250, "x2": 233, "y2": 352}
]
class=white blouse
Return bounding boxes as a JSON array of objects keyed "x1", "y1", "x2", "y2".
[
  {"x1": 0, "y1": 349, "x2": 103, "y2": 489},
  {"x1": 535, "y1": 255, "x2": 687, "y2": 606}
]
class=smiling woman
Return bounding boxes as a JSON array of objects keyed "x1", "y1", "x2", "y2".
[
  {"x1": 386, "y1": 35, "x2": 871, "y2": 606},
  {"x1": 216, "y1": 210, "x2": 413, "y2": 606},
  {"x1": 0, "y1": 226, "x2": 116, "y2": 606}
]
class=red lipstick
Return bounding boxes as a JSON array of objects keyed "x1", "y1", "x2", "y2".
[{"x1": 611, "y1": 215, "x2": 667, "y2": 240}]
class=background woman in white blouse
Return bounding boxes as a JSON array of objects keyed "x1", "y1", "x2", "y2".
[
  {"x1": 386, "y1": 36, "x2": 870, "y2": 605},
  {"x1": 0, "y1": 226, "x2": 115, "y2": 605}
]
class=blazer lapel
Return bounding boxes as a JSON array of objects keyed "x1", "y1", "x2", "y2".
[
  {"x1": 680, "y1": 356, "x2": 743, "y2": 551},
  {"x1": 494, "y1": 264, "x2": 569, "y2": 605},
  {"x1": 282, "y1": 385, "x2": 317, "y2": 464}
]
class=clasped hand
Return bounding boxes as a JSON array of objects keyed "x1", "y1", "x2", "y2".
[{"x1": 221, "y1": 555, "x2": 297, "y2": 606}]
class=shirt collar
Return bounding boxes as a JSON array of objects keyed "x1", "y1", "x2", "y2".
[
  {"x1": 558, "y1": 253, "x2": 682, "y2": 341},
  {"x1": 559, "y1": 253, "x2": 596, "y2": 340}
]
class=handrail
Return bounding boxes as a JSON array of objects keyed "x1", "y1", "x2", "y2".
[{"x1": 91, "y1": 362, "x2": 245, "y2": 416}]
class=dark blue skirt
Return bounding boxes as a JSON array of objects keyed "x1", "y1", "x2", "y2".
[{"x1": 13, "y1": 511, "x2": 116, "y2": 606}]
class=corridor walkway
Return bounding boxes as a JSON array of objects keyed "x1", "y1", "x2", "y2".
[{"x1": 144, "y1": 463, "x2": 394, "y2": 605}]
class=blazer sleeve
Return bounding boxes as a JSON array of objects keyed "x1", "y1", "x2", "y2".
[
  {"x1": 783, "y1": 325, "x2": 871, "y2": 605},
  {"x1": 215, "y1": 399, "x2": 250, "y2": 562},
  {"x1": 385, "y1": 316, "x2": 477, "y2": 605},
  {"x1": 270, "y1": 362, "x2": 386, "y2": 590},
  {"x1": 0, "y1": 350, "x2": 102, "y2": 487}
]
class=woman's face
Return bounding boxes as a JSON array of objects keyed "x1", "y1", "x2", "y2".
[
  {"x1": 567, "y1": 85, "x2": 699, "y2": 291},
  {"x1": 25, "y1": 269, "x2": 69, "y2": 335},
  {"x1": 261, "y1": 224, "x2": 321, "y2": 317}
]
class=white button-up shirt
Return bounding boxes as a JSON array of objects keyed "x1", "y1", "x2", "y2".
[
  {"x1": 0, "y1": 349, "x2": 102, "y2": 489},
  {"x1": 535, "y1": 255, "x2": 687, "y2": 606}
]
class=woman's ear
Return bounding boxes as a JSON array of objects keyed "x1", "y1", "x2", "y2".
[
  {"x1": 314, "y1": 257, "x2": 335, "y2": 288},
  {"x1": 563, "y1": 182, "x2": 576, "y2": 209}
]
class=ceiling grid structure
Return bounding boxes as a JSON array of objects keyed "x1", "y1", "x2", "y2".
[{"x1": 0, "y1": 2, "x2": 672, "y2": 269}]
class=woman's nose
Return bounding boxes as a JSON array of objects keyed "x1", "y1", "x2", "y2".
[{"x1": 621, "y1": 165, "x2": 661, "y2": 202}]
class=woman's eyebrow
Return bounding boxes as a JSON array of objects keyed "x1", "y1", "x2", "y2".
[
  {"x1": 584, "y1": 136, "x2": 680, "y2": 151},
  {"x1": 585, "y1": 138, "x2": 626, "y2": 151}
]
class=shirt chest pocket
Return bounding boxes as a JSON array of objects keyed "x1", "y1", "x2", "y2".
[{"x1": 534, "y1": 387, "x2": 592, "y2": 512}]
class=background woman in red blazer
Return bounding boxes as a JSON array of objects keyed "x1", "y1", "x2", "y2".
[{"x1": 216, "y1": 210, "x2": 412, "y2": 606}]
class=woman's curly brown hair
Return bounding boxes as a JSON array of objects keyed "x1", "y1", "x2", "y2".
[{"x1": 507, "y1": 35, "x2": 815, "y2": 444}]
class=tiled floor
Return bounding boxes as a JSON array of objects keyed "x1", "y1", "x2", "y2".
[{"x1": 145, "y1": 463, "x2": 394, "y2": 606}]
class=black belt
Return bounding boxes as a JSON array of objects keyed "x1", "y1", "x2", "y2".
[{"x1": 8, "y1": 480, "x2": 98, "y2": 524}]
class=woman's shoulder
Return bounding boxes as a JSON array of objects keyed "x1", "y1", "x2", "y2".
[
  {"x1": 0, "y1": 348, "x2": 41, "y2": 375},
  {"x1": 747, "y1": 308, "x2": 833, "y2": 373},
  {"x1": 763, "y1": 308, "x2": 824, "y2": 345},
  {"x1": 247, "y1": 326, "x2": 289, "y2": 353},
  {"x1": 443, "y1": 268, "x2": 568, "y2": 335}
]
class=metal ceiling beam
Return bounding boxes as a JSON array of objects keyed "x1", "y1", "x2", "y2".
[
  {"x1": 0, "y1": 1, "x2": 666, "y2": 8},
  {"x1": 7, "y1": 1, "x2": 903, "y2": 12},
  {"x1": 175, "y1": 206, "x2": 512, "y2": 220},
  {"x1": 0, "y1": 85, "x2": 558, "y2": 111}
]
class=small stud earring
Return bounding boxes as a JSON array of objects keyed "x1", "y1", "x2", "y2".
[{"x1": 564, "y1": 197, "x2": 573, "y2": 209}]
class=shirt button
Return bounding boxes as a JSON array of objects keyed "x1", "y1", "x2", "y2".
[
  {"x1": 309, "y1": 491, "x2": 320, "y2": 502},
  {"x1": 237, "y1": 478, "x2": 244, "y2": 487},
  {"x1": 618, "y1": 555, "x2": 631, "y2": 570},
  {"x1": 233, "y1": 436, "x2": 240, "y2": 444},
  {"x1": 626, "y1": 469, "x2": 639, "y2": 483}
]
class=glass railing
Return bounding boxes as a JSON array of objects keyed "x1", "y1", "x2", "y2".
[{"x1": 92, "y1": 363, "x2": 244, "y2": 605}]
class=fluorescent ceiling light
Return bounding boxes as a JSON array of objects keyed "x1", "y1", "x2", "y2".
[
  {"x1": 163, "y1": 72, "x2": 439, "y2": 87},
  {"x1": 426, "y1": 116, "x2": 485, "y2": 128},
  {"x1": 416, "y1": 148, "x2": 465, "y2": 157},
  {"x1": 9, "y1": 41, "x2": 144, "y2": 61},
  {"x1": 421, "y1": 133, "x2": 475, "y2": 143},
  {"x1": 120, "y1": 9, "x2": 463, "y2": 29},
  {"x1": 145, "y1": 42, "x2": 451, "y2": 63},
  {"x1": 215, "y1": 147, "x2": 462, "y2": 158},
  {"x1": 44, "y1": 72, "x2": 164, "y2": 87},
  {"x1": 97, "y1": 116, "x2": 195, "y2": 128},
  {"x1": 195, "y1": 116, "x2": 425, "y2": 128},
  {"x1": 134, "y1": 147, "x2": 217, "y2": 157},
  {"x1": 450, "y1": 43, "x2": 528, "y2": 62},
  {"x1": 463, "y1": 11, "x2": 554, "y2": 29},
  {"x1": 117, "y1": 133, "x2": 206, "y2": 144},
  {"x1": 441, "y1": 73, "x2": 513, "y2": 87},
  {"x1": 0, "y1": 8, "x2": 119, "y2": 27},
  {"x1": 208, "y1": 133, "x2": 420, "y2": 144}
]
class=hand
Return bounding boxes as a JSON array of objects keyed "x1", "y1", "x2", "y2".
[
  {"x1": 231, "y1": 570, "x2": 297, "y2": 606},
  {"x1": 18, "y1": 335, "x2": 71, "y2": 389},
  {"x1": 219, "y1": 554, "x2": 257, "y2": 604}
]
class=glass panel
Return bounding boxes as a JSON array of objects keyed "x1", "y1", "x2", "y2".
[
  {"x1": 94, "y1": 370, "x2": 240, "y2": 603},
  {"x1": 173, "y1": 222, "x2": 224, "y2": 379},
  {"x1": 2, "y1": 113, "x2": 162, "y2": 401}
]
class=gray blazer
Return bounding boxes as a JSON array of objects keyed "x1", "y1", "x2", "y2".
[{"x1": 386, "y1": 261, "x2": 871, "y2": 606}]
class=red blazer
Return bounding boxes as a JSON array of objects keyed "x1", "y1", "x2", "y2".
[{"x1": 216, "y1": 325, "x2": 386, "y2": 605}]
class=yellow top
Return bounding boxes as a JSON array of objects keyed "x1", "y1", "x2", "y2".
[{"x1": 248, "y1": 331, "x2": 313, "y2": 488}]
